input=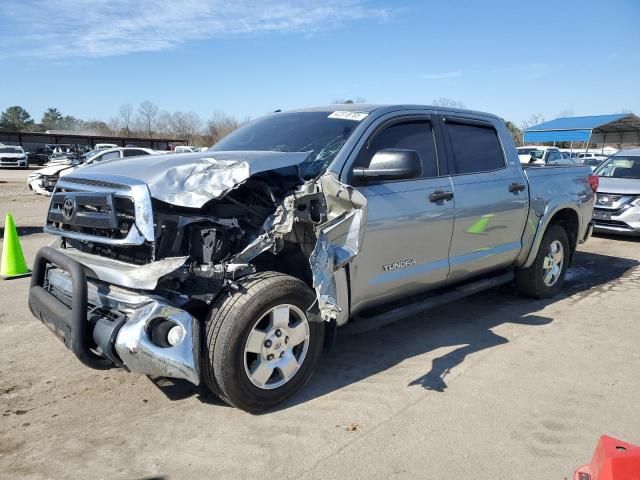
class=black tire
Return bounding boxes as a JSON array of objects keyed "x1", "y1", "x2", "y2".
[
  {"x1": 516, "y1": 224, "x2": 570, "y2": 299},
  {"x1": 202, "y1": 271, "x2": 324, "y2": 412}
]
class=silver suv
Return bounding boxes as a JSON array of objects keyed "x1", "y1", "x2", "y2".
[{"x1": 592, "y1": 148, "x2": 640, "y2": 235}]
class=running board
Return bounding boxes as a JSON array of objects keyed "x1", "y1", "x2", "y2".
[{"x1": 342, "y1": 271, "x2": 514, "y2": 334}]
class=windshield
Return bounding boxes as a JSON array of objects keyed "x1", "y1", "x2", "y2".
[
  {"x1": 595, "y1": 156, "x2": 640, "y2": 179},
  {"x1": 517, "y1": 148, "x2": 537, "y2": 155},
  {"x1": 0, "y1": 146, "x2": 23, "y2": 154},
  {"x1": 529, "y1": 149, "x2": 544, "y2": 160},
  {"x1": 81, "y1": 149, "x2": 102, "y2": 160},
  {"x1": 211, "y1": 111, "x2": 363, "y2": 178}
]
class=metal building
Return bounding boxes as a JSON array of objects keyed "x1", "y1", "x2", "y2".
[{"x1": 0, "y1": 129, "x2": 186, "y2": 152}]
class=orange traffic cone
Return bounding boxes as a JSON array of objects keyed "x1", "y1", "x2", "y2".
[{"x1": 1, "y1": 213, "x2": 31, "y2": 279}]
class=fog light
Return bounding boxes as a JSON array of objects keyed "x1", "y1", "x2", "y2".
[{"x1": 167, "y1": 325, "x2": 184, "y2": 346}]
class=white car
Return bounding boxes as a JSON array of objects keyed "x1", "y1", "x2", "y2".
[
  {"x1": 0, "y1": 145, "x2": 28, "y2": 168},
  {"x1": 517, "y1": 146, "x2": 574, "y2": 166},
  {"x1": 576, "y1": 152, "x2": 609, "y2": 163},
  {"x1": 95, "y1": 143, "x2": 119, "y2": 149},
  {"x1": 173, "y1": 145, "x2": 199, "y2": 153},
  {"x1": 28, "y1": 147, "x2": 163, "y2": 195}
]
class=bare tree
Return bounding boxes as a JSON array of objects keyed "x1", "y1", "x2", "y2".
[
  {"x1": 432, "y1": 98, "x2": 465, "y2": 108},
  {"x1": 138, "y1": 100, "x2": 159, "y2": 138},
  {"x1": 558, "y1": 109, "x2": 574, "y2": 118},
  {"x1": 107, "y1": 117, "x2": 122, "y2": 136},
  {"x1": 205, "y1": 111, "x2": 241, "y2": 145},
  {"x1": 170, "y1": 111, "x2": 203, "y2": 144},
  {"x1": 521, "y1": 113, "x2": 545, "y2": 130},
  {"x1": 119, "y1": 103, "x2": 134, "y2": 136},
  {"x1": 155, "y1": 110, "x2": 172, "y2": 135}
]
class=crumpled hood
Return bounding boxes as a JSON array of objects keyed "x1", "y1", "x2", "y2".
[
  {"x1": 66, "y1": 150, "x2": 311, "y2": 208},
  {"x1": 598, "y1": 177, "x2": 640, "y2": 195},
  {"x1": 33, "y1": 164, "x2": 74, "y2": 177}
]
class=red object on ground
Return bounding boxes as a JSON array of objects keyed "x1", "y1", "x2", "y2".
[{"x1": 574, "y1": 436, "x2": 640, "y2": 480}]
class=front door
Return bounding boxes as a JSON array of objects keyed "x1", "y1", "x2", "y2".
[{"x1": 348, "y1": 115, "x2": 455, "y2": 314}]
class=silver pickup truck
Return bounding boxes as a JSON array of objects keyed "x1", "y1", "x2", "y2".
[{"x1": 28, "y1": 104, "x2": 597, "y2": 411}]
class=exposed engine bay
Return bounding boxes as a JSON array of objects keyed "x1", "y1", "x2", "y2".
[{"x1": 47, "y1": 151, "x2": 367, "y2": 323}]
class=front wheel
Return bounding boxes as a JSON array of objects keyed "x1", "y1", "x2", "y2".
[
  {"x1": 516, "y1": 224, "x2": 570, "y2": 298},
  {"x1": 202, "y1": 272, "x2": 324, "y2": 412}
]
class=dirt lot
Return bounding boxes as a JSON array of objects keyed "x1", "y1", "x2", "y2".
[{"x1": 1, "y1": 168, "x2": 639, "y2": 480}]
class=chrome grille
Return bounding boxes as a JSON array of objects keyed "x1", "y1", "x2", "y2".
[{"x1": 46, "y1": 191, "x2": 135, "y2": 239}]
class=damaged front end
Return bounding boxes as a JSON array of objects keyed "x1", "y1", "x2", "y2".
[{"x1": 29, "y1": 149, "x2": 367, "y2": 384}]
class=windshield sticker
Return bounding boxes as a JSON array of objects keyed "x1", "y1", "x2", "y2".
[{"x1": 328, "y1": 111, "x2": 369, "y2": 121}]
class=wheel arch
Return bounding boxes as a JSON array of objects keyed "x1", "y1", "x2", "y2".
[{"x1": 522, "y1": 203, "x2": 581, "y2": 269}]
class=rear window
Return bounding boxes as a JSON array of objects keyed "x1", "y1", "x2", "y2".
[
  {"x1": 446, "y1": 122, "x2": 505, "y2": 174},
  {"x1": 517, "y1": 147, "x2": 537, "y2": 155}
]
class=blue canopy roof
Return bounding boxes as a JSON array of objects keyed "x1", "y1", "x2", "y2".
[{"x1": 523, "y1": 113, "x2": 640, "y2": 143}]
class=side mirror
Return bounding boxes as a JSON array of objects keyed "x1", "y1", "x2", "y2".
[{"x1": 352, "y1": 148, "x2": 422, "y2": 183}]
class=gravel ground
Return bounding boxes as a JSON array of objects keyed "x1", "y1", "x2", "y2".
[{"x1": 1, "y1": 168, "x2": 639, "y2": 480}]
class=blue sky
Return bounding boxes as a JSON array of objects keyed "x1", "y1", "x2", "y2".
[{"x1": 1, "y1": 0, "x2": 639, "y2": 127}]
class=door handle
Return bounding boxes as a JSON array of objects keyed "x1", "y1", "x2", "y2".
[
  {"x1": 429, "y1": 191, "x2": 454, "y2": 203},
  {"x1": 508, "y1": 182, "x2": 526, "y2": 193}
]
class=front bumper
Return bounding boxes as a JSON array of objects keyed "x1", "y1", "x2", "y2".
[
  {"x1": 27, "y1": 176, "x2": 55, "y2": 196},
  {"x1": 593, "y1": 204, "x2": 640, "y2": 236},
  {"x1": 1, "y1": 159, "x2": 27, "y2": 167},
  {"x1": 28, "y1": 246, "x2": 200, "y2": 384}
]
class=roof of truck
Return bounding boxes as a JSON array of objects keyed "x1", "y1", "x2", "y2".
[{"x1": 287, "y1": 104, "x2": 502, "y2": 120}]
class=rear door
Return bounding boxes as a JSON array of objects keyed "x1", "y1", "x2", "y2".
[
  {"x1": 346, "y1": 113, "x2": 455, "y2": 314},
  {"x1": 442, "y1": 116, "x2": 528, "y2": 282}
]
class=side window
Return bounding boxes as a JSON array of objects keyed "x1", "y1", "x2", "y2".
[
  {"x1": 99, "y1": 151, "x2": 121, "y2": 162},
  {"x1": 547, "y1": 151, "x2": 561, "y2": 164},
  {"x1": 446, "y1": 121, "x2": 505, "y2": 174},
  {"x1": 123, "y1": 149, "x2": 148, "y2": 157},
  {"x1": 356, "y1": 120, "x2": 438, "y2": 178}
]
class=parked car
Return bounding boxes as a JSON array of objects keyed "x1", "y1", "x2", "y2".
[
  {"x1": 27, "y1": 144, "x2": 92, "y2": 165},
  {"x1": 173, "y1": 145, "x2": 199, "y2": 153},
  {"x1": 28, "y1": 145, "x2": 59, "y2": 165},
  {"x1": 517, "y1": 146, "x2": 574, "y2": 166},
  {"x1": 95, "y1": 143, "x2": 119, "y2": 149},
  {"x1": 0, "y1": 145, "x2": 28, "y2": 168},
  {"x1": 27, "y1": 147, "x2": 160, "y2": 195},
  {"x1": 576, "y1": 152, "x2": 608, "y2": 164},
  {"x1": 28, "y1": 104, "x2": 596, "y2": 412},
  {"x1": 591, "y1": 148, "x2": 640, "y2": 236},
  {"x1": 584, "y1": 157, "x2": 607, "y2": 171}
]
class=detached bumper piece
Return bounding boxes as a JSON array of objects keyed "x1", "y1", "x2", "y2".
[{"x1": 28, "y1": 246, "x2": 200, "y2": 385}]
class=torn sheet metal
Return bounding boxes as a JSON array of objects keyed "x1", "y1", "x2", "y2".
[
  {"x1": 230, "y1": 186, "x2": 303, "y2": 263},
  {"x1": 70, "y1": 150, "x2": 312, "y2": 208},
  {"x1": 308, "y1": 174, "x2": 367, "y2": 322},
  {"x1": 227, "y1": 172, "x2": 367, "y2": 323},
  {"x1": 228, "y1": 173, "x2": 367, "y2": 322}
]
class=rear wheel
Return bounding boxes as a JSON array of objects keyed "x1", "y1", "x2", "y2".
[
  {"x1": 202, "y1": 272, "x2": 324, "y2": 412},
  {"x1": 516, "y1": 224, "x2": 570, "y2": 298}
]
